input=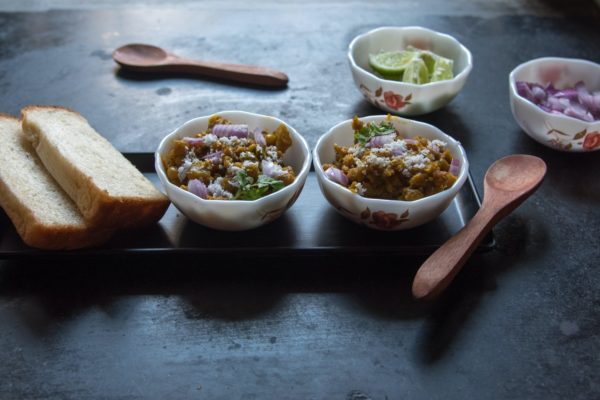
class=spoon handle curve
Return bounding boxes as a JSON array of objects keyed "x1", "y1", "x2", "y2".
[
  {"x1": 169, "y1": 57, "x2": 289, "y2": 88},
  {"x1": 411, "y1": 204, "x2": 497, "y2": 300}
]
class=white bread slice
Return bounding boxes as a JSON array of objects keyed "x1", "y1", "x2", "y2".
[
  {"x1": 0, "y1": 114, "x2": 113, "y2": 249},
  {"x1": 21, "y1": 106, "x2": 169, "y2": 229}
]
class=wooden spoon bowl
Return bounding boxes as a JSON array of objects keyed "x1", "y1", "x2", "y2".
[{"x1": 412, "y1": 154, "x2": 547, "y2": 300}]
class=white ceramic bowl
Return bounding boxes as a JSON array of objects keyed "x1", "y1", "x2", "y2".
[
  {"x1": 509, "y1": 57, "x2": 600, "y2": 152},
  {"x1": 155, "y1": 111, "x2": 311, "y2": 231},
  {"x1": 313, "y1": 115, "x2": 469, "y2": 230},
  {"x1": 348, "y1": 26, "x2": 473, "y2": 116}
]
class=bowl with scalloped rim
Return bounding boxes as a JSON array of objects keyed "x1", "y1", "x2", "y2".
[
  {"x1": 313, "y1": 115, "x2": 469, "y2": 230},
  {"x1": 348, "y1": 26, "x2": 473, "y2": 116},
  {"x1": 509, "y1": 57, "x2": 600, "y2": 152},
  {"x1": 155, "y1": 111, "x2": 311, "y2": 230}
]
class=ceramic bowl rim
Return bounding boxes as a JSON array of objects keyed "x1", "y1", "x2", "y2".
[
  {"x1": 508, "y1": 56, "x2": 600, "y2": 127},
  {"x1": 313, "y1": 115, "x2": 469, "y2": 208},
  {"x1": 347, "y1": 26, "x2": 473, "y2": 89},
  {"x1": 155, "y1": 110, "x2": 312, "y2": 207}
]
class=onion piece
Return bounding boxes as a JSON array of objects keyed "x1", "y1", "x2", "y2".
[
  {"x1": 576, "y1": 81, "x2": 597, "y2": 114},
  {"x1": 546, "y1": 96, "x2": 569, "y2": 112},
  {"x1": 253, "y1": 127, "x2": 266, "y2": 147},
  {"x1": 392, "y1": 147, "x2": 405, "y2": 156},
  {"x1": 202, "y1": 151, "x2": 223, "y2": 162},
  {"x1": 554, "y1": 88, "x2": 578, "y2": 101},
  {"x1": 368, "y1": 133, "x2": 395, "y2": 148},
  {"x1": 592, "y1": 93, "x2": 600, "y2": 119},
  {"x1": 212, "y1": 124, "x2": 249, "y2": 138},
  {"x1": 449, "y1": 158, "x2": 461, "y2": 176},
  {"x1": 181, "y1": 137, "x2": 204, "y2": 145},
  {"x1": 324, "y1": 167, "x2": 349, "y2": 187},
  {"x1": 531, "y1": 85, "x2": 547, "y2": 104},
  {"x1": 564, "y1": 104, "x2": 594, "y2": 122},
  {"x1": 545, "y1": 83, "x2": 557, "y2": 96},
  {"x1": 516, "y1": 81, "x2": 534, "y2": 101},
  {"x1": 517, "y1": 80, "x2": 600, "y2": 122},
  {"x1": 188, "y1": 179, "x2": 208, "y2": 199},
  {"x1": 404, "y1": 138, "x2": 418, "y2": 145}
]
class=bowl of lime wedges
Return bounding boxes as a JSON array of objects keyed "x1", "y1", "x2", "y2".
[{"x1": 348, "y1": 26, "x2": 473, "y2": 116}]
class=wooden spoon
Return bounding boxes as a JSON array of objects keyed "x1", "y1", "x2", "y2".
[
  {"x1": 412, "y1": 154, "x2": 547, "y2": 300},
  {"x1": 112, "y1": 43, "x2": 289, "y2": 88}
]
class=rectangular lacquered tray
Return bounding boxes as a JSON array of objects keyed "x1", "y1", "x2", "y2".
[{"x1": 0, "y1": 153, "x2": 494, "y2": 260}]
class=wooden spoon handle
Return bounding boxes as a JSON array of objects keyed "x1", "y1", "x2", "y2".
[
  {"x1": 411, "y1": 204, "x2": 497, "y2": 300},
  {"x1": 167, "y1": 57, "x2": 289, "y2": 88}
]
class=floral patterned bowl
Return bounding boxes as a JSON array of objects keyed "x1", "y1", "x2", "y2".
[
  {"x1": 313, "y1": 115, "x2": 469, "y2": 230},
  {"x1": 155, "y1": 111, "x2": 311, "y2": 231},
  {"x1": 509, "y1": 57, "x2": 600, "y2": 152},
  {"x1": 348, "y1": 26, "x2": 473, "y2": 116}
]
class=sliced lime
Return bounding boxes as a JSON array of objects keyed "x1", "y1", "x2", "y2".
[
  {"x1": 419, "y1": 51, "x2": 439, "y2": 75},
  {"x1": 402, "y1": 58, "x2": 429, "y2": 84},
  {"x1": 430, "y1": 56, "x2": 454, "y2": 82},
  {"x1": 369, "y1": 50, "x2": 417, "y2": 79}
]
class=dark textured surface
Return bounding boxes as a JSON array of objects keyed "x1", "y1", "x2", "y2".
[{"x1": 1, "y1": 2, "x2": 599, "y2": 400}]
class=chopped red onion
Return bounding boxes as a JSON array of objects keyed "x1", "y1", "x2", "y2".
[
  {"x1": 202, "y1": 151, "x2": 223, "y2": 162},
  {"x1": 325, "y1": 167, "x2": 349, "y2": 187},
  {"x1": 516, "y1": 81, "x2": 534, "y2": 100},
  {"x1": 212, "y1": 124, "x2": 249, "y2": 138},
  {"x1": 545, "y1": 83, "x2": 557, "y2": 96},
  {"x1": 188, "y1": 179, "x2": 208, "y2": 199},
  {"x1": 404, "y1": 138, "x2": 418, "y2": 145},
  {"x1": 576, "y1": 81, "x2": 599, "y2": 117},
  {"x1": 449, "y1": 158, "x2": 461, "y2": 176},
  {"x1": 564, "y1": 103, "x2": 594, "y2": 122},
  {"x1": 554, "y1": 88, "x2": 578, "y2": 101},
  {"x1": 181, "y1": 136, "x2": 204, "y2": 145},
  {"x1": 547, "y1": 96, "x2": 569, "y2": 112},
  {"x1": 531, "y1": 85, "x2": 547, "y2": 103},
  {"x1": 392, "y1": 147, "x2": 405, "y2": 156},
  {"x1": 368, "y1": 133, "x2": 395, "y2": 148},
  {"x1": 253, "y1": 127, "x2": 266, "y2": 147},
  {"x1": 516, "y1": 80, "x2": 600, "y2": 122}
]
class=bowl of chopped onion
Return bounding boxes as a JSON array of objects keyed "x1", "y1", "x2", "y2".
[
  {"x1": 509, "y1": 57, "x2": 600, "y2": 152},
  {"x1": 155, "y1": 111, "x2": 311, "y2": 230},
  {"x1": 348, "y1": 26, "x2": 473, "y2": 116},
  {"x1": 313, "y1": 115, "x2": 468, "y2": 230}
]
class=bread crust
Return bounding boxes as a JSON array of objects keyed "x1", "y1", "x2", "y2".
[
  {"x1": 21, "y1": 106, "x2": 169, "y2": 229},
  {"x1": 0, "y1": 114, "x2": 113, "y2": 249}
]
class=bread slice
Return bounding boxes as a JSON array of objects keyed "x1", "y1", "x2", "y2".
[
  {"x1": 0, "y1": 114, "x2": 113, "y2": 249},
  {"x1": 21, "y1": 106, "x2": 169, "y2": 229}
]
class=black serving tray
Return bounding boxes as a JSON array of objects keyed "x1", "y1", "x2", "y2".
[{"x1": 0, "y1": 153, "x2": 494, "y2": 260}]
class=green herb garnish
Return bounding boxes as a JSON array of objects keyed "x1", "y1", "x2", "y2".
[
  {"x1": 354, "y1": 120, "x2": 396, "y2": 147},
  {"x1": 234, "y1": 170, "x2": 285, "y2": 200}
]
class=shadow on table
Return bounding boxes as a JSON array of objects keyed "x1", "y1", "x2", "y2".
[
  {"x1": 114, "y1": 67, "x2": 289, "y2": 92},
  {"x1": 0, "y1": 210, "x2": 547, "y2": 360},
  {"x1": 415, "y1": 211, "x2": 550, "y2": 363},
  {"x1": 513, "y1": 129, "x2": 600, "y2": 204}
]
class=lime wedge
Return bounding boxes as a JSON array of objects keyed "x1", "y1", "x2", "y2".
[
  {"x1": 430, "y1": 56, "x2": 454, "y2": 82},
  {"x1": 402, "y1": 58, "x2": 429, "y2": 84},
  {"x1": 369, "y1": 50, "x2": 417, "y2": 79},
  {"x1": 419, "y1": 51, "x2": 439, "y2": 75}
]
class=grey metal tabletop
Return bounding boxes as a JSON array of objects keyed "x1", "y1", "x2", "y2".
[{"x1": 0, "y1": 1, "x2": 599, "y2": 399}]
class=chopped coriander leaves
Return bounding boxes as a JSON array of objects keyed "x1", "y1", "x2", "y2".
[
  {"x1": 233, "y1": 170, "x2": 285, "y2": 200},
  {"x1": 354, "y1": 120, "x2": 396, "y2": 147}
]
